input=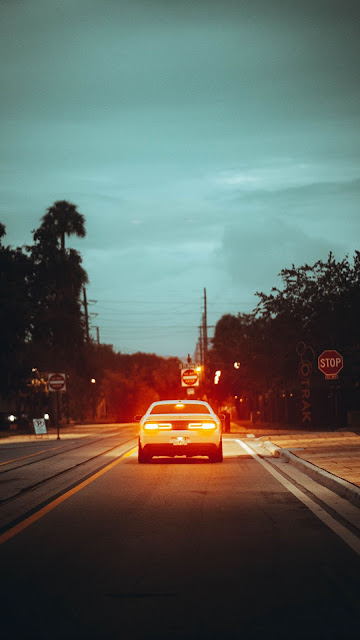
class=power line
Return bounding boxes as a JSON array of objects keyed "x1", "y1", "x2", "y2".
[
  {"x1": 92, "y1": 298, "x2": 254, "y2": 307},
  {"x1": 94, "y1": 298, "x2": 200, "y2": 305}
]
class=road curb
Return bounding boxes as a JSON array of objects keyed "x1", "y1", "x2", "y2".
[{"x1": 264, "y1": 441, "x2": 360, "y2": 509}]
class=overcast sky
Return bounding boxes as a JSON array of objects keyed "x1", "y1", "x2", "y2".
[{"x1": 1, "y1": 0, "x2": 359, "y2": 360}]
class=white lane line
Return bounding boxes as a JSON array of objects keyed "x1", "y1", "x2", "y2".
[{"x1": 235, "y1": 439, "x2": 360, "y2": 557}]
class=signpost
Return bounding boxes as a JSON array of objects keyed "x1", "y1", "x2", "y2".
[
  {"x1": 318, "y1": 350, "x2": 343, "y2": 380},
  {"x1": 318, "y1": 350, "x2": 344, "y2": 430},
  {"x1": 48, "y1": 373, "x2": 66, "y2": 439},
  {"x1": 181, "y1": 368, "x2": 199, "y2": 387}
]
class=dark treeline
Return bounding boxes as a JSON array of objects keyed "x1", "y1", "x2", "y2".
[
  {"x1": 0, "y1": 201, "x2": 181, "y2": 427},
  {"x1": 209, "y1": 253, "x2": 360, "y2": 428}
]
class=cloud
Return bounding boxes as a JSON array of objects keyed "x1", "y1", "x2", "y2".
[
  {"x1": 220, "y1": 214, "x2": 344, "y2": 297},
  {"x1": 218, "y1": 176, "x2": 360, "y2": 296}
]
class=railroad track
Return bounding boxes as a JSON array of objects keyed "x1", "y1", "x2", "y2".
[{"x1": 0, "y1": 427, "x2": 137, "y2": 534}]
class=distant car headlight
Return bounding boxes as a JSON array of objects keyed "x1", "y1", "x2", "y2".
[{"x1": 8, "y1": 414, "x2": 16, "y2": 422}]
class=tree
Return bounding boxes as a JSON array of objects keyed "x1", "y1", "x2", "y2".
[
  {"x1": 255, "y1": 252, "x2": 360, "y2": 353},
  {"x1": 0, "y1": 225, "x2": 33, "y2": 399},
  {"x1": 27, "y1": 202, "x2": 88, "y2": 371},
  {"x1": 210, "y1": 252, "x2": 360, "y2": 425},
  {"x1": 1, "y1": 205, "x2": 89, "y2": 423},
  {"x1": 35, "y1": 200, "x2": 86, "y2": 253},
  {"x1": 210, "y1": 312, "x2": 271, "y2": 407},
  {"x1": 86, "y1": 349, "x2": 182, "y2": 422}
]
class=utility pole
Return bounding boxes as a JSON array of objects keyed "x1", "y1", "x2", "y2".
[
  {"x1": 203, "y1": 287, "x2": 208, "y2": 366},
  {"x1": 82, "y1": 287, "x2": 90, "y2": 343},
  {"x1": 96, "y1": 326, "x2": 100, "y2": 345}
]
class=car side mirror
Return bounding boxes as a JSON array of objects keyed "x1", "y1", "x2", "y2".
[{"x1": 134, "y1": 415, "x2": 143, "y2": 421}]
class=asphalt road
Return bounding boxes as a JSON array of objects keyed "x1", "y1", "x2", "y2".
[{"x1": 1, "y1": 435, "x2": 359, "y2": 640}]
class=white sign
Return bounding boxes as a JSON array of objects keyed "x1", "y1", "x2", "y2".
[
  {"x1": 48, "y1": 372, "x2": 67, "y2": 392},
  {"x1": 33, "y1": 418, "x2": 47, "y2": 435}
]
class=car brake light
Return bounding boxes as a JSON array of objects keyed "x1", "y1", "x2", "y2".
[
  {"x1": 201, "y1": 422, "x2": 217, "y2": 430},
  {"x1": 143, "y1": 423, "x2": 172, "y2": 431},
  {"x1": 144, "y1": 423, "x2": 159, "y2": 431},
  {"x1": 188, "y1": 422, "x2": 217, "y2": 430}
]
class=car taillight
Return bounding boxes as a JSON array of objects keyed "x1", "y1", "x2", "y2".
[
  {"x1": 188, "y1": 422, "x2": 217, "y2": 430},
  {"x1": 143, "y1": 423, "x2": 172, "y2": 431},
  {"x1": 144, "y1": 423, "x2": 159, "y2": 431},
  {"x1": 200, "y1": 422, "x2": 217, "y2": 430}
]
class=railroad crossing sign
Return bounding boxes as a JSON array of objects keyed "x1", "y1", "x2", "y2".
[
  {"x1": 318, "y1": 350, "x2": 343, "y2": 380},
  {"x1": 48, "y1": 372, "x2": 67, "y2": 392},
  {"x1": 181, "y1": 368, "x2": 199, "y2": 387}
]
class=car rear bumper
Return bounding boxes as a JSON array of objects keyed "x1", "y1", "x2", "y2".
[{"x1": 141, "y1": 442, "x2": 220, "y2": 457}]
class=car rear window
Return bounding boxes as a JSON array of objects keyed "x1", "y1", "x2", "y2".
[{"x1": 149, "y1": 403, "x2": 210, "y2": 415}]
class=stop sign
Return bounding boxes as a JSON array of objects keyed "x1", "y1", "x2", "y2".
[
  {"x1": 318, "y1": 350, "x2": 343, "y2": 380},
  {"x1": 181, "y1": 368, "x2": 199, "y2": 387}
]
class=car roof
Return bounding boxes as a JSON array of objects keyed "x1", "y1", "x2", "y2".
[
  {"x1": 146, "y1": 400, "x2": 214, "y2": 413},
  {"x1": 149, "y1": 399, "x2": 210, "y2": 407}
]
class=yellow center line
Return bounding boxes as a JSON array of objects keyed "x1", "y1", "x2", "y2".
[{"x1": 0, "y1": 446, "x2": 137, "y2": 545}]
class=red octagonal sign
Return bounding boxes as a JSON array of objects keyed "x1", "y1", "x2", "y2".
[
  {"x1": 181, "y1": 368, "x2": 199, "y2": 387},
  {"x1": 318, "y1": 350, "x2": 343, "y2": 380},
  {"x1": 48, "y1": 372, "x2": 67, "y2": 392}
]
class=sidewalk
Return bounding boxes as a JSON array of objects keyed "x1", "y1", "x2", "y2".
[{"x1": 230, "y1": 420, "x2": 360, "y2": 507}]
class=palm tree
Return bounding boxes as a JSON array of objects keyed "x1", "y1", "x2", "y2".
[
  {"x1": 0, "y1": 222, "x2": 6, "y2": 242},
  {"x1": 28, "y1": 200, "x2": 88, "y2": 366},
  {"x1": 39, "y1": 200, "x2": 86, "y2": 252}
]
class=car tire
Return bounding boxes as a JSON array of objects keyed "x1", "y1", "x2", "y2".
[
  {"x1": 138, "y1": 440, "x2": 150, "y2": 463},
  {"x1": 210, "y1": 440, "x2": 223, "y2": 463}
]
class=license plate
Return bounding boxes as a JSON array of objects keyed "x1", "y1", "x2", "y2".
[{"x1": 170, "y1": 437, "x2": 190, "y2": 446}]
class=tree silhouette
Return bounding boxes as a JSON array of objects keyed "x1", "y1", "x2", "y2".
[
  {"x1": 0, "y1": 227, "x2": 32, "y2": 398},
  {"x1": 210, "y1": 252, "x2": 360, "y2": 425},
  {"x1": 255, "y1": 252, "x2": 360, "y2": 351},
  {"x1": 27, "y1": 201, "x2": 88, "y2": 371},
  {"x1": 35, "y1": 200, "x2": 86, "y2": 253}
]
